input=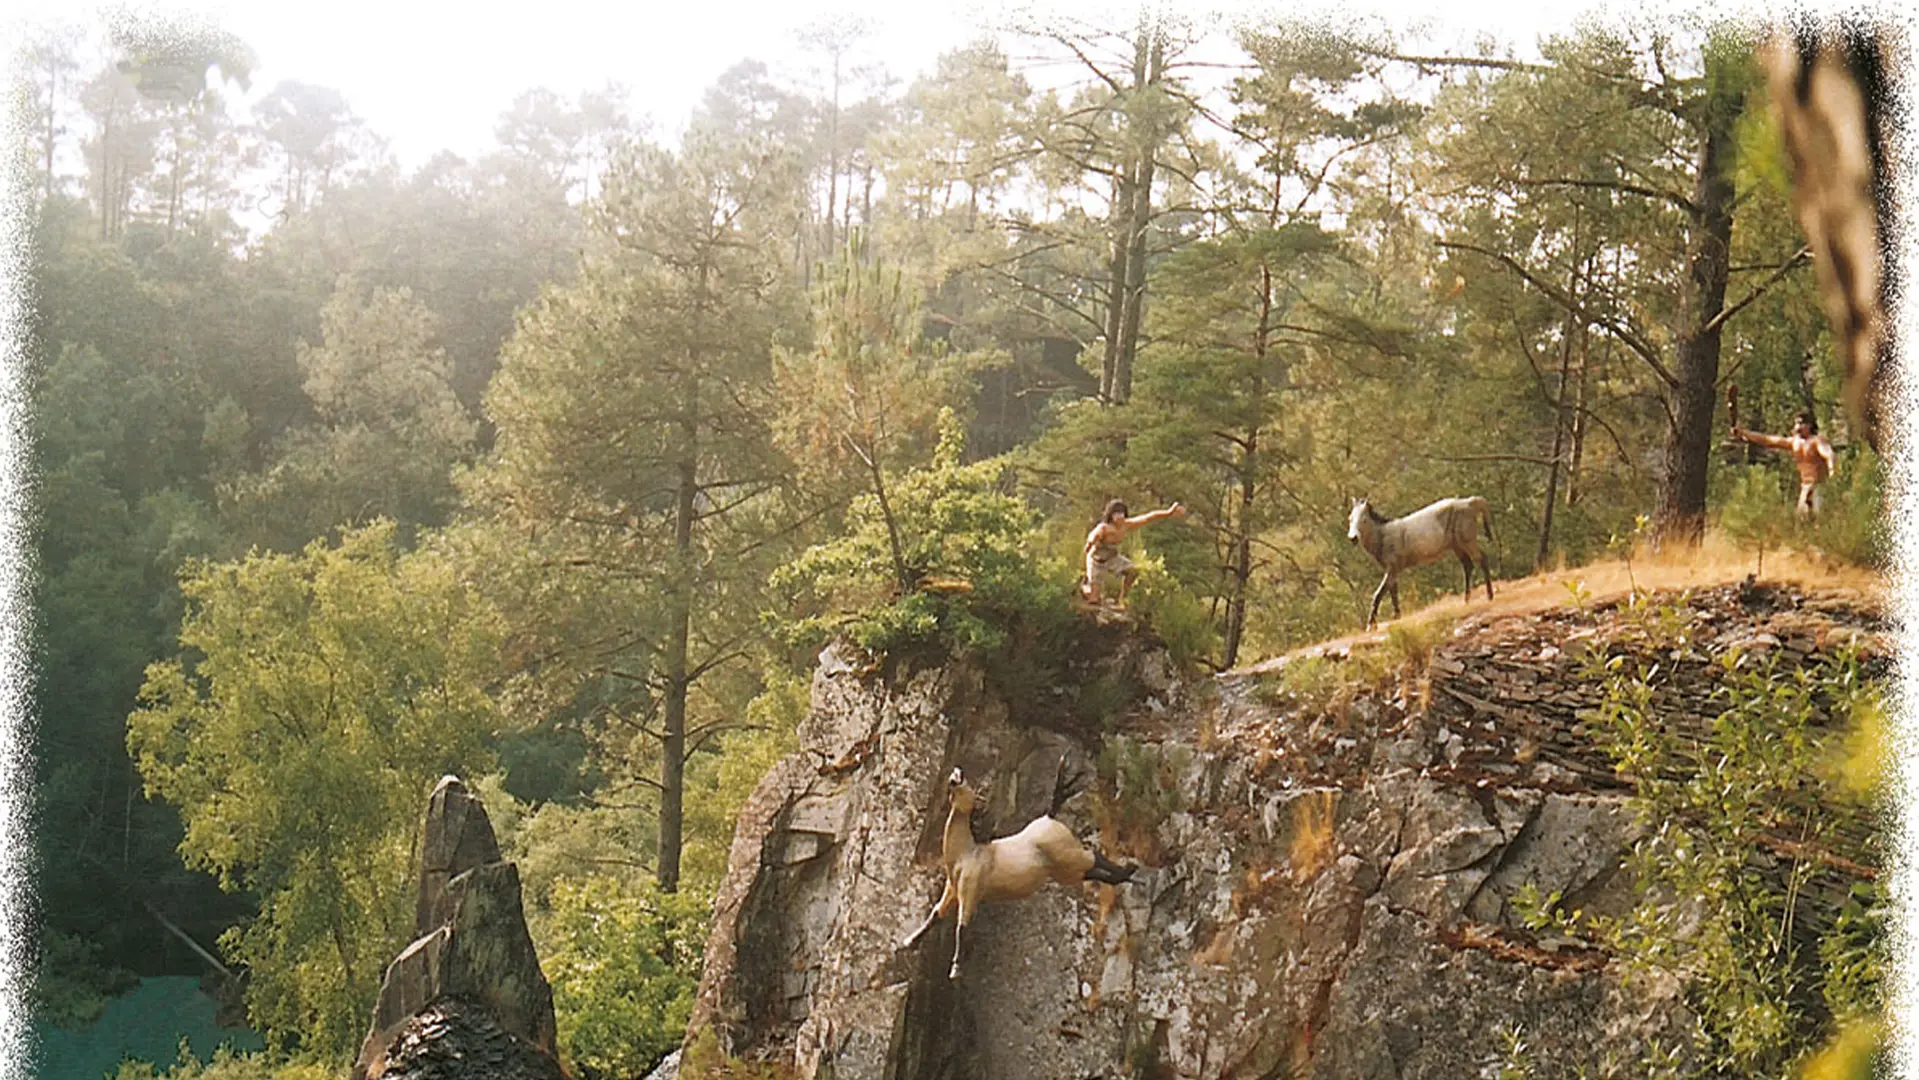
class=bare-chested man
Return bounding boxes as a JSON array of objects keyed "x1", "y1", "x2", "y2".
[
  {"x1": 1731, "y1": 411, "x2": 1838, "y2": 519},
  {"x1": 1082, "y1": 499, "x2": 1186, "y2": 607}
]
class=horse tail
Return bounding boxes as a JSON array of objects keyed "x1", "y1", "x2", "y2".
[{"x1": 1472, "y1": 496, "x2": 1495, "y2": 544}]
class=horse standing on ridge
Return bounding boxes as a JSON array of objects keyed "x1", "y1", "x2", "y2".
[{"x1": 1347, "y1": 496, "x2": 1496, "y2": 629}]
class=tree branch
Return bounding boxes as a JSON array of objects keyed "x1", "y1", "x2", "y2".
[
  {"x1": 1506, "y1": 176, "x2": 1696, "y2": 215},
  {"x1": 1420, "y1": 451, "x2": 1566, "y2": 467},
  {"x1": 1700, "y1": 247, "x2": 1810, "y2": 337},
  {"x1": 1439, "y1": 238, "x2": 1675, "y2": 385}
]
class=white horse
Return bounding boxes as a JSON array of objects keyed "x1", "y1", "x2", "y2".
[{"x1": 1347, "y1": 496, "x2": 1496, "y2": 629}]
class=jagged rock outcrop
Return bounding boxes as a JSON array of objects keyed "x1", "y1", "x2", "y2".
[
  {"x1": 353, "y1": 776, "x2": 562, "y2": 1080},
  {"x1": 373, "y1": 997, "x2": 568, "y2": 1080},
  {"x1": 686, "y1": 582, "x2": 1884, "y2": 1079}
]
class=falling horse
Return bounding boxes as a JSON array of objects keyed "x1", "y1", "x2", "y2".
[{"x1": 1347, "y1": 496, "x2": 1496, "y2": 629}]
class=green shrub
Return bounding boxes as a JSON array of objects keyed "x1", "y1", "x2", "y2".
[
  {"x1": 110, "y1": 1044, "x2": 334, "y2": 1080},
  {"x1": 1808, "y1": 451, "x2": 1887, "y2": 567},
  {"x1": 546, "y1": 874, "x2": 707, "y2": 1080},
  {"x1": 1716, "y1": 449, "x2": 1886, "y2": 569},
  {"x1": 1123, "y1": 554, "x2": 1217, "y2": 668},
  {"x1": 1715, "y1": 463, "x2": 1789, "y2": 556},
  {"x1": 770, "y1": 410, "x2": 1077, "y2": 662},
  {"x1": 1577, "y1": 644, "x2": 1888, "y2": 1076},
  {"x1": 32, "y1": 928, "x2": 137, "y2": 1028}
]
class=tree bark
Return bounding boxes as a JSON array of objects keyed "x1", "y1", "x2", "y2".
[
  {"x1": 1655, "y1": 83, "x2": 1742, "y2": 546},
  {"x1": 43, "y1": 61, "x2": 59, "y2": 201},
  {"x1": 824, "y1": 49, "x2": 841, "y2": 255},
  {"x1": 1114, "y1": 138, "x2": 1156, "y2": 404},
  {"x1": 1567, "y1": 325, "x2": 1596, "y2": 507},
  {"x1": 1538, "y1": 222, "x2": 1591, "y2": 569}
]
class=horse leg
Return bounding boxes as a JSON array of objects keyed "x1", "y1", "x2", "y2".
[
  {"x1": 1457, "y1": 551, "x2": 1474, "y2": 602},
  {"x1": 950, "y1": 888, "x2": 977, "y2": 980},
  {"x1": 1368, "y1": 575, "x2": 1389, "y2": 629},
  {"x1": 905, "y1": 879, "x2": 955, "y2": 949},
  {"x1": 1480, "y1": 554, "x2": 1494, "y2": 601},
  {"x1": 1390, "y1": 580, "x2": 1402, "y2": 618}
]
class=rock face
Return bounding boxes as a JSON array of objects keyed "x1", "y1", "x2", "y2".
[
  {"x1": 415, "y1": 776, "x2": 503, "y2": 935},
  {"x1": 687, "y1": 583, "x2": 1884, "y2": 1079},
  {"x1": 353, "y1": 776, "x2": 562, "y2": 1080}
]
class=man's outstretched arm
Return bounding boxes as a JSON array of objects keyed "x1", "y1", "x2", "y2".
[
  {"x1": 1124, "y1": 503, "x2": 1186, "y2": 527},
  {"x1": 1732, "y1": 427, "x2": 1794, "y2": 450}
]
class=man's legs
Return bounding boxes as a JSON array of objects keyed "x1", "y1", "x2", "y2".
[
  {"x1": 1111, "y1": 555, "x2": 1136, "y2": 606},
  {"x1": 1087, "y1": 558, "x2": 1122, "y2": 605},
  {"x1": 1798, "y1": 482, "x2": 1820, "y2": 521}
]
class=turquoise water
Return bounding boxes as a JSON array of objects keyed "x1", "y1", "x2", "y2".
[{"x1": 32, "y1": 977, "x2": 265, "y2": 1080}]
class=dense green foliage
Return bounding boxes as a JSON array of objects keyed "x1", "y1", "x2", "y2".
[
  {"x1": 27, "y1": 10, "x2": 1889, "y2": 1075},
  {"x1": 773, "y1": 411, "x2": 1075, "y2": 658},
  {"x1": 127, "y1": 523, "x2": 504, "y2": 1055},
  {"x1": 543, "y1": 876, "x2": 706, "y2": 1079}
]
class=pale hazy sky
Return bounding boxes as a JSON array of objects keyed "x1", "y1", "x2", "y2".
[{"x1": 0, "y1": 0, "x2": 1675, "y2": 173}]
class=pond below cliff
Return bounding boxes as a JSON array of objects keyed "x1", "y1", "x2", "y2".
[{"x1": 33, "y1": 976, "x2": 263, "y2": 1080}]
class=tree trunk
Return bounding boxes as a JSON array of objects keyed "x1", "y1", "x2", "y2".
[
  {"x1": 824, "y1": 53, "x2": 841, "y2": 256},
  {"x1": 1797, "y1": 347, "x2": 1818, "y2": 417},
  {"x1": 1537, "y1": 340, "x2": 1572, "y2": 570},
  {"x1": 98, "y1": 106, "x2": 114, "y2": 240},
  {"x1": 1655, "y1": 84, "x2": 1742, "y2": 545},
  {"x1": 658, "y1": 253, "x2": 713, "y2": 895},
  {"x1": 1223, "y1": 440, "x2": 1254, "y2": 670},
  {"x1": 1113, "y1": 143, "x2": 1155, "y2": 404},
  {"x1": 1108, "y1": 31, "x2": 1164, "y2": 406},
  {"x1": 1567, "y1": 328, "x2": 1596, "y2": 507},
  {"x1": 1100, "y1": 168, "x2": 1134, "y2": 403},
  {"x1": 866, "y1": 451, "x2": 913, "y2": 595},
  {"x1": 660, "y1": 372, "x2": 697, "y2": 894},
  {"x1": 43, "y1": 64, "x2": 58, "y2": 201},
  {"x1": 1223, "y1": 260, "x2": 1275, "y2": 670},
  {"x1": 1538, "y1": 227, "x2": 1587, "y2": 569},
  {"x1": 167, "y1": 109, "x2": 183, "y2": 237},
  {"x1": 860, "y1": 161, "x2": 874, "y2": 259}
]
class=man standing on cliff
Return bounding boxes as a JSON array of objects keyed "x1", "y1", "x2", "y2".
[
  {"x1": 1082, "y1": 499, "x2": 1186, "y2": 607},
  {"x1": 1731, "y1": 411, "x2": 1838, "y2": 520}
]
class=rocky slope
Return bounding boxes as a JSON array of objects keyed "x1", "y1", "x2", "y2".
[{"x1": 682, "y1": 581, "x2": 1885, "y2": 1080}]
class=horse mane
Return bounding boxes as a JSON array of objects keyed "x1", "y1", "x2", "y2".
[{"x1": 1365, "y1": 503, "x2": 1387, "y2": 524}]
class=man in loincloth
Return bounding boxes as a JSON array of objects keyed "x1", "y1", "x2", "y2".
[
  {"x1": 1731, "y1": 411, "x2": 1838, "y2": 519},
  {"x1": 1082, "y1": 499, "x2": 1186, "y2": 607}
]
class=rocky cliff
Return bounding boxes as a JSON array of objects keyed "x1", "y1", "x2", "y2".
[{"x1": 681, "y1": 581, "x2": 1885, "y2": 1080}]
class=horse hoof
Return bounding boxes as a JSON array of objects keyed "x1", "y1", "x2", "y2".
[{"x1": 948, "y1": 965, "x2": 961, "y2": 980}]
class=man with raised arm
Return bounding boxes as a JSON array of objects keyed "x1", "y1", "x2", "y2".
[
  {"x1": 1731, "y1": 411, "x2": 1838, "y2": 519},
  {"x1": 1082, "y1": 499, "x2": 1186, "y2": 608}
]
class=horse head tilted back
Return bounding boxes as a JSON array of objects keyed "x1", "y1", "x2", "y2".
[{"x1": 947, "y1": 767, "x2": 981, "y2": 813}]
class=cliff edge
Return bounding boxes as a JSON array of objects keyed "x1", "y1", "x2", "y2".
[{"x1": 683, "y1": 581, "x2": 1884, "y2": 1079}]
